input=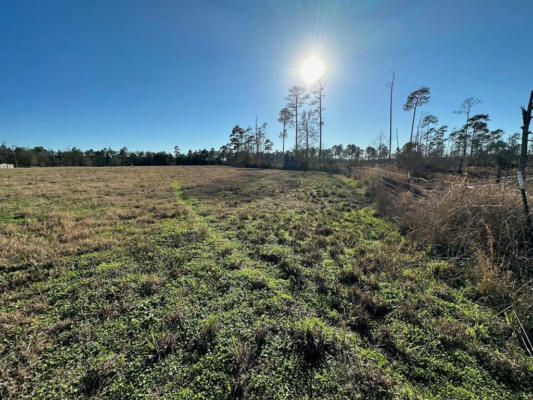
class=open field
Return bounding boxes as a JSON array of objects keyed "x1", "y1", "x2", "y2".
[{"x1": 1, "y1": 166, "x2": 532, "y2": 399}]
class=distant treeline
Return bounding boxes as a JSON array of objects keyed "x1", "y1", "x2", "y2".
[
  {"x1": 2, "y1": 85, "x2": 532, "y2": 174},
  {"x1": 1, "y1": 135, "x2": 528, "y2": 173},
  {"x1": 0, "y1": 143, "x2": 372, "y2": 170},
  {"x1": 0, "y1": 145, "x2": 223, "y2": 167},
  {"x1": 1, "y1": 86, "x2": 530, "y2": 171}
]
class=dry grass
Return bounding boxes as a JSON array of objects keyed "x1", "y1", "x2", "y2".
[
  {"x1": 393, "y1": 178, "x2": 532, "y2": 277},
  {"x1": 0, "y1": 165, "x2": 279, "y2": 396},
  {"x1": 365, "y1": 169, "x2": 533, "y2": 338},
  {"x1": 0, "y1": 166, "x2": 274, "y2": 270}
]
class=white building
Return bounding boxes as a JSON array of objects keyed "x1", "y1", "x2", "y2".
[{"x1": 0, "y1": 163, "x2": 14, "y2": 168}]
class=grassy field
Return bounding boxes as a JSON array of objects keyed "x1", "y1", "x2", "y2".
[{"x1": 1, "y1": 166, "x2": 531, "y2": 399}]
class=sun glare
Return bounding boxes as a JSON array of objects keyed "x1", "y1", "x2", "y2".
[{"x1": 300, "y1": 55, "x2": 325, "y2": 85}]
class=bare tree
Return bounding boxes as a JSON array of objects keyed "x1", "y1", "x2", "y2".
[
  {"x1": 395, "y1": 127, "x2": 400, "y2": 157},
  {"x1": 286, "y1": 86, "x2": 308, "y2": 152},
  {"x1": 376, "y1": 130, "x2": 387, "y2": 161},
  {"x1": 519, "y1": 90, "x2": 533, "y2": 232},
  {"x1": 403, "y1": 87, "x2": 431, "y2": 145},
  {"x1": 386, "y1": 72, "x2": 395, "y2": 159},
  {"x1": 254, "y1": 117, "x2": 266, "y2": 154},
  {"x1": 255, "y1": 116, "x2": 259, "y2": 154},
  {"x1": 299, "y1": 110, "x2": 317, "y2": 168},
  {"x1": 454, "y1": 97, "x2": 480, "y2": 171},
  {"x1": 310, "y1": 79, "x2": 325, "y2": 163},
  {"x1": 278, "y1": 107, "x2": 292, "y2": 154},
  {"x1": 519, "y1": 91, "x2": 533, "y2": 175}
]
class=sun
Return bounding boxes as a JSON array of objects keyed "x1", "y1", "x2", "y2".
[{"x1": 300, "y1": 55, "x2": 324, "y2": 85}]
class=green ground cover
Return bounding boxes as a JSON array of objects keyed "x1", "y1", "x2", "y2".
[{"x1": 0, "y1": 166, "x2": 531, "y2": 399}]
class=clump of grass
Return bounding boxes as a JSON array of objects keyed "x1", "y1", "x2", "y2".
[
  {"x1": 338, "y1": 265, "x2": 361, "y2": 284},
  {"x1": 165, "y1": 308, "x2": 185, "y2": 329},
  {"x1": 393, "y1": 180, "x2": 530, "y2": 276},
  {"x1": 196, "y1": 314, "x2": 220, "y2": 353},
  {"x1": 228, "y1": 339, "x2": 254, "y2": 399},
  {"x1": 80, "y1": 354, "x2": 124, "y2": 397},
  {"x1": 259, "y1": 244, "x2": 289, "y2": 263},
  {"x1": 474, "y1": 249, "x2": 513, "y2": 305},
  {"x1": 152, "y1": 332, "x2": 180, "y2": 360},
  {"x1": 140, "y1": 274, "x2": 164, "y2": 296},
  {"x1": 290, "y1": 318, "x2": 337, "y2": 365},
  {"x1": 290, "y1": 318, "x2": 339, "y2": 400}
]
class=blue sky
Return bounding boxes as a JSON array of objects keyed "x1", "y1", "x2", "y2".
[{"x1": 1, "y1": 0, "x2": 532, "y2": 152}]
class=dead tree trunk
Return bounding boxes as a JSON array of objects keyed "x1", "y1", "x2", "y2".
[
  {"x1": 519, "y1": 90, "x2": 533, "y2": 235},
  {"x1": 388, "y1": 72, "x2": 394, "y2": 160},
  {"x1": 318, "y1": 79, "x2": 323, "y2": 165},
  {"x1": 459, "y1": 107, "x2": 471, "y2": 173}
]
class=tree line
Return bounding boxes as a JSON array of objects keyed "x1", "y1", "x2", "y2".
[
  {"x1": 0, "y1": 145, "x2": 225, "y2": 167},
  {"x1": 221, "y1": 80, "x2": 531, "y2": 173},
  {"x1": 396, "y1": 88, "x2": 530, "y2": 173},
  {"x1": 2, "y1": 79, "x2": 531, "y2": 173}
]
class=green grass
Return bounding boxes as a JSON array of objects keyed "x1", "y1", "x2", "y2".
[{"x1": 0, "y1": 166, "x2": 531, "y2": 399}]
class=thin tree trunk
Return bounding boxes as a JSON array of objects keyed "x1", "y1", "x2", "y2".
[
  {"x1": 425, "y1": 128, "x2": 430, "y2": 157},
  {"x1": 318, "y1": 80, "x2": 322, "y2": 165},
  {"x1": 389, "y1": 72, "x2": 394, "y2": 159},
  {"x1": 519, "y1": 90, "x2": 533, "y2": 235},
  {"x1": 282, "y1": 124, "x2": 286, "y2": 154},
  {"x1": 459, "y1": 107, "x2": 470, "y2": 172},
  {"x1": 409, "y1": 104, "x2": 417, "y2": 144},
  {"x1": 470, "y1": 129, "x2": 475, "y2": 157},
  {"x1": 295, "y1": 97, "x2": 299, "y2": 153},
  {"x1": 415, "y1": 115, "x2": 423, "y2": 152},
  {"x1": 396, "y1": 127, "x2": 399, "y2": 157},
  {"x1": 306, "y1": 128, "x2": 309, "y2": 168},
  {"x1": 463, "y1": 108, "x2": 470, "y2": 158},
  {"x1": 255, "y1": 116, "x2": 258, "y2": 154}
]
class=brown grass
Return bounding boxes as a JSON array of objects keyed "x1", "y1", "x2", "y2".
[
  {"x1": 0, "y1": 166, "x2": 270, "y2": 270},
  {"x1": 365, "y1": 169, "x2": 533, "y2": 334},
  {"x1": 393, "y1": 179, "x2": 532, "y2": 278}
]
